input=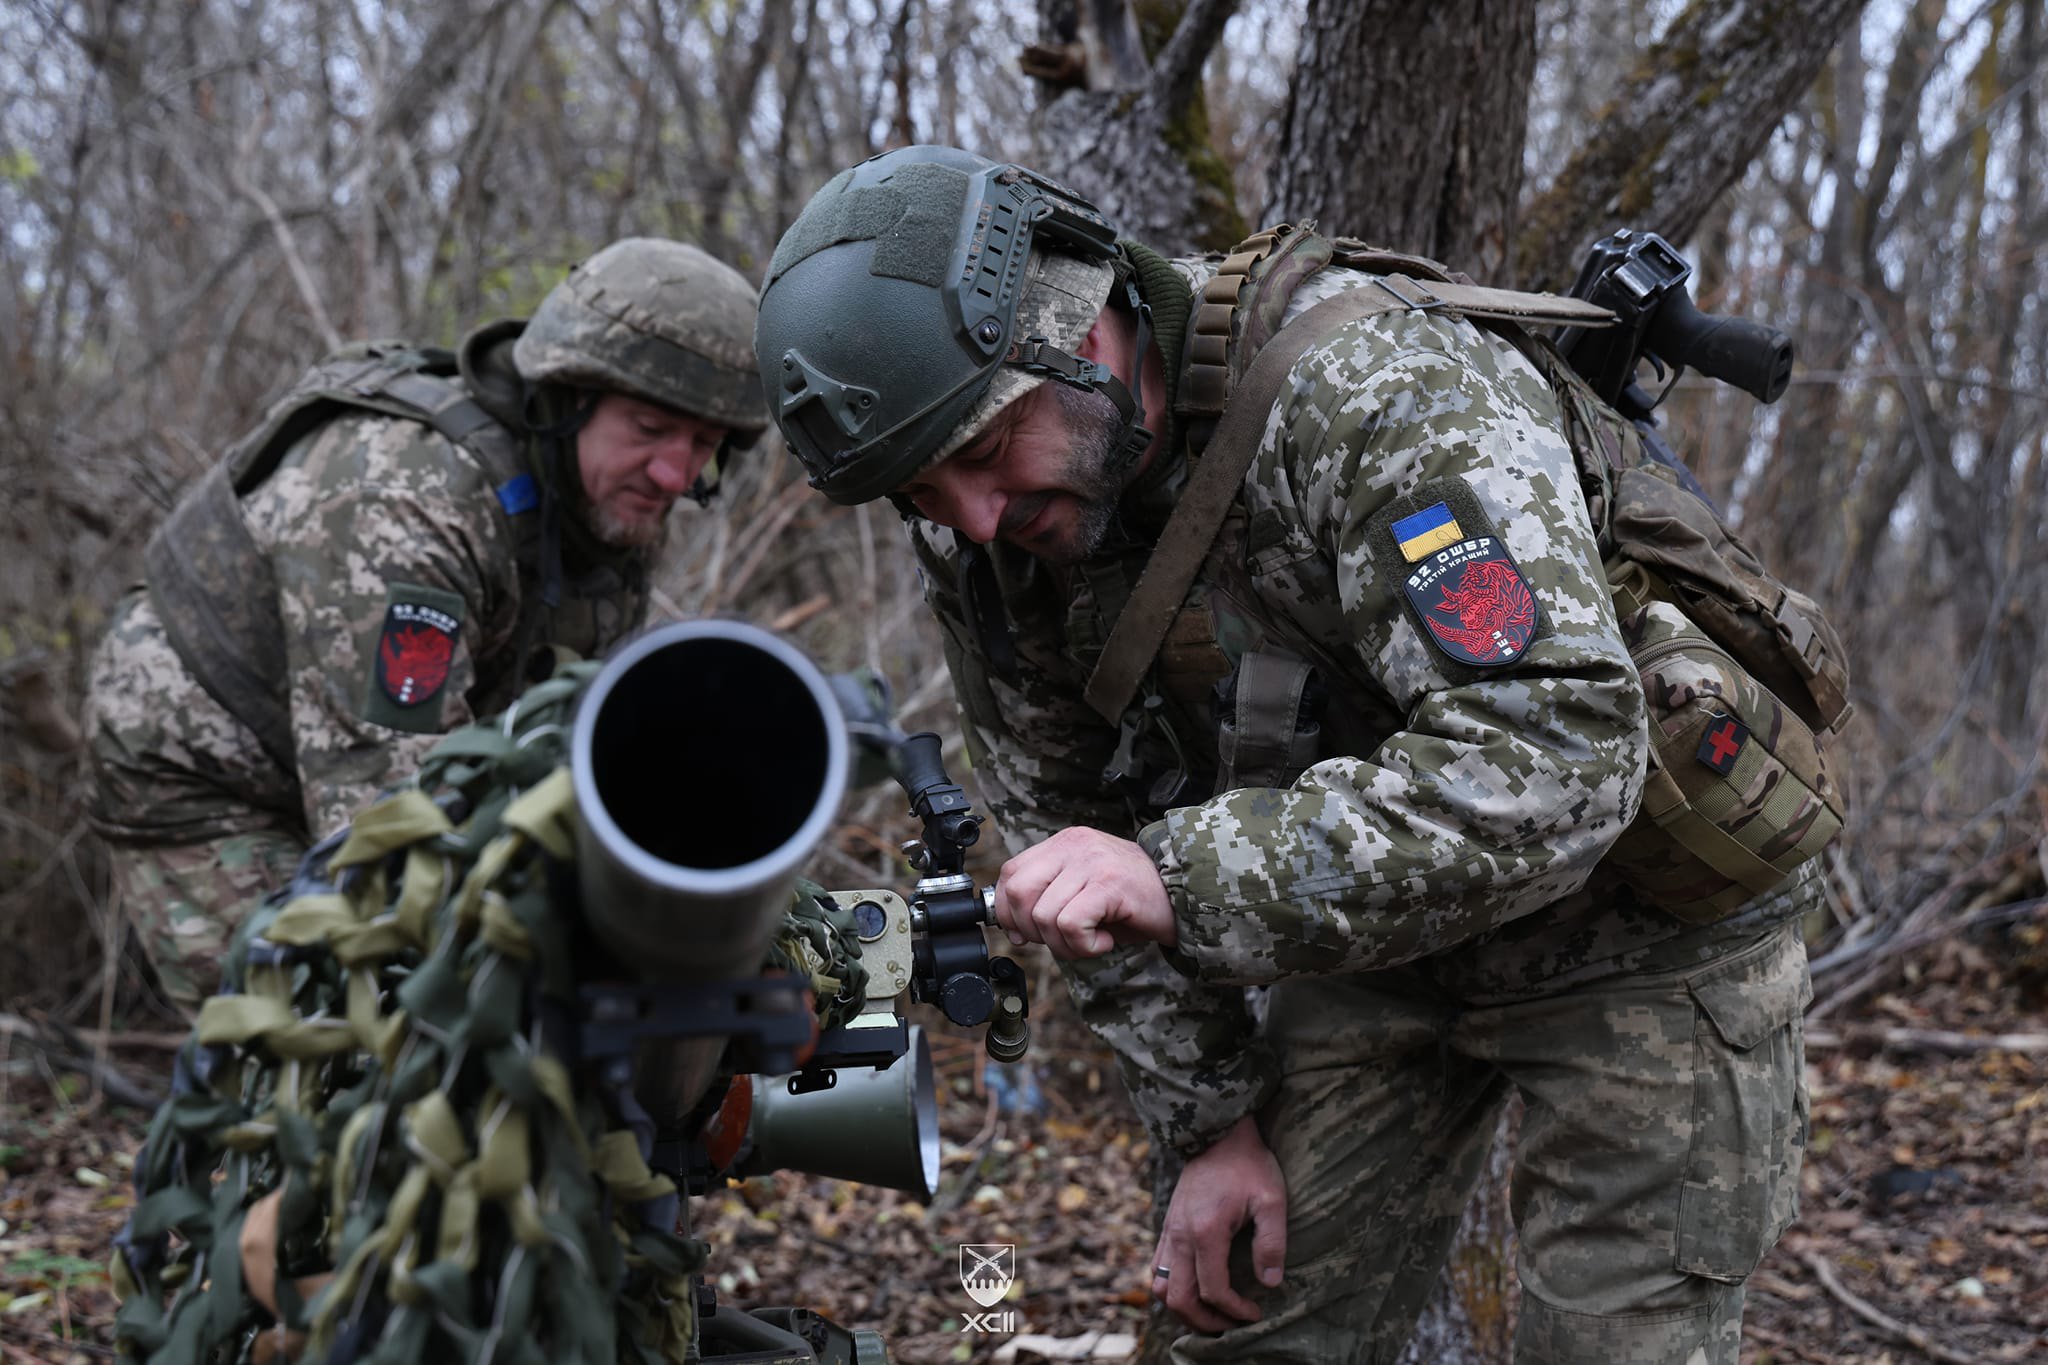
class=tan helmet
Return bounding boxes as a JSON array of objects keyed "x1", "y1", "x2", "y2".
[{"x1": 515, "y1": 238, "x2": 769, "y2": 437}]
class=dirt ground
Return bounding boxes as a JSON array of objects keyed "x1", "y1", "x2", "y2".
[{"x1": 3, "y1": 929, "x2": 2044, "y2": 1365}]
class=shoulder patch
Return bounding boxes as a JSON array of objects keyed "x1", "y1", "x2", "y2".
[
  {"x1": 1371, "y1": 479, "x2": 1541, "y2": 670},
  {"x1": 364, "y1": 582, "x2": 465, "y2": 732}
]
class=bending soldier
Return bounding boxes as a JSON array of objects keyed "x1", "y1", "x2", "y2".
[
  {"x1": 754, "y1": 147, "x2": 1818, "y2": 1362},
  {"x1": 86, "y1": 238, "x2": 766, "y2": 1008}
]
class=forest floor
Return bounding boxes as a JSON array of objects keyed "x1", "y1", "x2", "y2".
[{"x1": 3, "y1": 922, "x2": 2044, "y2": 1365}]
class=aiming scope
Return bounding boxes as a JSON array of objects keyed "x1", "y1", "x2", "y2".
[{"x1": 1560, "y1": 228, "x2": 1794, "y2": 411}]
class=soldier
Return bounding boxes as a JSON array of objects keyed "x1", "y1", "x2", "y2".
[
  {"x1": 86, "y1": 238, "x2": 766, "y2": 1009},
  {"x1": 754, "y1": 147, "x2": 1816, "y2": 1362}
]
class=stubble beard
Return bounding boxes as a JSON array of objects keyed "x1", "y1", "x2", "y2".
[
  {"x1": 585, "y1": 496, "x2": 672, "y2": 551},
  {"x1": 1010, "y1": 382, "x2": 1125, "y2": 566}
]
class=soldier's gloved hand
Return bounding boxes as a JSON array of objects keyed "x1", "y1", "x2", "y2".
[
  {"x1": 991, "y1": 826, "x2": 1175, "y2": 958},
  {"x1": 1150, "y1": 1115, "x2": 1288, "y2": 1331}
]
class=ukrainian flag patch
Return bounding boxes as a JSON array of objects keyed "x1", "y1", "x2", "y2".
[{"x1": 1392, "y1": 501, "x2": 1463, "y2": 562}]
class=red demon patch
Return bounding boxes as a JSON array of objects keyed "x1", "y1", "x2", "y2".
[
  {"x1": 375, "y1": 602, "x2": 458, "y2": 707},
  {"x1": 1400, "y1": 536, "x2": 1539, "y2": 667}
]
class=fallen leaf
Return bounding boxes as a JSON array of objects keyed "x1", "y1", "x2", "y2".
[{"x1": 1056, "y1": 1184, "x2": 1089, "y2": 1214}]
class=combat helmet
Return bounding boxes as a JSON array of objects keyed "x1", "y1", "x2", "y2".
[
  {"x1": 516, "y1": 237, "x2": 769, "y2": 438},
  {"x1": 754, "y1": 145, "x2": 1152, "y2": 505}
]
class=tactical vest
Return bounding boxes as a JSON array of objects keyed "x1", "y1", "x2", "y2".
[
  {"x1": 1085, "y1": 225, "x2": 1853, "y2": 924},
  {"x1": 144, "y1": 341, "x2": 647, "y2": 784}
]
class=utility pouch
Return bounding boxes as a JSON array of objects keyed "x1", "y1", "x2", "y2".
[
  {"x1": 1604, "y1": 464, "x2": 1853, "y2": 738},
  {"x1": 1604, "y1": 600, "x2": 1845, "y2": 924},
  {"x1": 1213, "y1": 650, "x2": 1323, "y2": 794}
]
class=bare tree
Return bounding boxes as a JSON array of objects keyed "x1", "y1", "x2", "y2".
[
  {"x1": 1025, "y1": 0, "x2": 1247, "y2": 252},
  {"x1": 1266, "y1": 0, "x2": 1538, "y2": 278},
  {"x1": 1514, "y1": 0, "x2": 1868, "y2": 288}
]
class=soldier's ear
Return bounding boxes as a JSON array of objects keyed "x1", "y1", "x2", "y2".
[{"x1": 1074, "y1": 309, "x2": 1116, "y2": 364}]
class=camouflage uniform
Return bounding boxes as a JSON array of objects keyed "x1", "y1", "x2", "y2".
[
  {"x1": 86, "y1": 240, "x2": 765, "y2": 1008},
  {"x1": 84, "y1": 393, "x2": 649, "y2": 1004},
  {"x1": 911, "y1": 256, "x2": 1813, "y2": 1363}
]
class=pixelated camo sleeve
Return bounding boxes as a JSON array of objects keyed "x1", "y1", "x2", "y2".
[
  {"x1": 914, "y1": 527, "x2": 1279, "y2": 1160},
  {"x1": 1156, "y1": 311, "x2": 1649, "y2": 986},
  {"x1": 243, "y1": 416, "x2": 520, "y2": 838}
]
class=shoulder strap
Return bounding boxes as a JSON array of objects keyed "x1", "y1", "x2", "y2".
[
  {"x1": 1181, "y1": 226, "x2": 1616, "y2": 458},
  {"x1": 1086, "y1": 227, "x2": 1619, "y2": 726},
  {"x1": 1083, "y1": 283, "x2": 1405, "y2": 725},
  {"x1": 145, "y1": 350, "x2": 538, "y2": 774}
]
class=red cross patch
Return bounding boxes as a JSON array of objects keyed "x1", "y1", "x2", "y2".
[{"x1": 1696, "y1": 715, "x2": 1749, "y2": 775}]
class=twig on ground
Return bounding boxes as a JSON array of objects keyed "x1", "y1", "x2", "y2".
[
  {"x1": 0, "y1": 1321, "x2": 116, "y2": 1360},
  {"x1": 1805, "y1": 1024, "x2": 2048, "y2": 1055},
  {"x1": 649, "y1": 584, "x2": 688, "y2": 622},
  {"x1": 768, "y1": 594, "x2": 833, "y2": 632},
  {"x1": 0, "y1": 1012, "x2": 165, "y2": 1110},
  {"x1": 700, "y1": 477, "x2": 815, "y2": 613},
  {"x1": 1810, "y1": 861, "x2": 2042, "y2": 1021},
  {"x1": 1796, "y1": 1248, "x2": 1986, "y2": 1365},
  {"x1": 74, "y1": 1028, "x2": 188, "y2": 1051}
]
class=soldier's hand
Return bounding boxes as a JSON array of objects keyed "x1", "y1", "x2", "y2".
[
  {"x1": 992, "y1": 826, "x2": 1175, "y2": 958},
  {"x1": 1150, "y1": 1115, "x2": 1287, "y2": 1330}
]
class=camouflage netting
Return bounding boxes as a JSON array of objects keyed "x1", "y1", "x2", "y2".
[{"x1": 110, "y1": 663, "x2": 868, "y2": 1365}]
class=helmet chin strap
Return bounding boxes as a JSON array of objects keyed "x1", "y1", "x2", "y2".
[
  {"x1": 521, "y1": 386, "x2": 601, "y2": 610},
  {"x1": 1003, "y1": 265, "x2": 1154, "y2": 483}
]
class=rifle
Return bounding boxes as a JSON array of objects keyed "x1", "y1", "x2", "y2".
[{"x1": 1557, "y1": 228, "x2": 1794, "y2": 505}]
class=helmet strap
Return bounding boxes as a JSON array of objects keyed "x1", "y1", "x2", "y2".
[
  {"x1": 519, "y1": 387, "x2": 601, "y2": 610},
  {"x1": 685, "y1": 433, "x2": 742, "y2": 508},
  {"x1": 1002, "y1": 264, "x2": 1154, "y2": 482}
]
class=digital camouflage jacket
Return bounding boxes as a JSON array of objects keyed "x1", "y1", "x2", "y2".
[
  {"x1": 911, "y1": 255, "x2": 1666, "y2": 1159},
  {"x1": 91, "y1": 330, "x2": 653, "y2": 846}
]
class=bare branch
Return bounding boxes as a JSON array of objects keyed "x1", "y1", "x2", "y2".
[
  {"x1": 1145, "y1": 0, "x2": 1239, "y2": 125},
  {"x1": 228, "y1": 119, "x2": 344, "y2": 351},
  {"x1": 1795, "y1": 1249, "x2": 1989, "y2": 1365},
  {"x1": 1514, "y1": 0, "x2": 1865, "y2": 290}
]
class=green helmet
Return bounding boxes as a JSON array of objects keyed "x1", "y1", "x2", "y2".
[
  {"x1": 754, "y1": 145, "x2": 1149, "y2": 505},
  {"x1": 515, "y1": 238, "x2": 769, "y2": 437}
]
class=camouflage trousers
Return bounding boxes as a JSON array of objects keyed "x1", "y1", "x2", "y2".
[
  {"x1": 1171, "y1": 918, "x2": 1809, "y2": 1365},
  {"x1": 85, "y1": 591, "x2": 307, "y2": 1010},
  {"x1": 104, "y1": 832, "x2": 305, "y2": 1010}
]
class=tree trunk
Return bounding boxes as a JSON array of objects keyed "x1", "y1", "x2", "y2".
[
  {"x1": 1026, "y1": 0, "x2": 1246, "y2": 253},
  {"x1": 1514, "y1": 0, "x2": 1867, "y2": 290},
  {"x1": 1395, "y1": 1103, "x2": 1521, "y2": 1365},
  {"x1": 1265, "y1": 0, "x2": 1537, "y2": 279}
]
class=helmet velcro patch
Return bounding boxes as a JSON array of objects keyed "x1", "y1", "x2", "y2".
[{"x1": 764, "y1": 162, "x2": 972, "y2": 291}]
